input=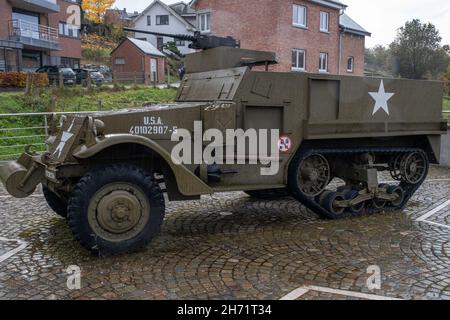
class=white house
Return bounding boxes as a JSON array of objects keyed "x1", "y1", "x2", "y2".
[{"x1": 133, "y1": 0, "x2": 197, "y2": 55}]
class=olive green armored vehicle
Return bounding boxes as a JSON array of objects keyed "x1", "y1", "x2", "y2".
[{"x1": 0, "y1": 30, "x2": 447, "y2": 254}]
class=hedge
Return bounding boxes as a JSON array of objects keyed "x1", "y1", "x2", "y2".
[{"x1": 0, "y1": 72, "x2": 49, "y2": 88}]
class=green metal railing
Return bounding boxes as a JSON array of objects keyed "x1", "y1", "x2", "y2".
[
  {"x1": 0, "y1": 111, "x2": 96, "y2": 161},
  {"x1": 444, "y1": 110, "x2": 450, "y2": 122}
]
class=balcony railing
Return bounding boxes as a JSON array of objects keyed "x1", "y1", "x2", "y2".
[{"x1": 8, "y1": 20, "x2": 59, "y2": 50}]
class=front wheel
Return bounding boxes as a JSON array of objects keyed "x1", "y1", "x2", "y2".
[
  {"x1": 42, "y1": 185, "x2": 68, "y2": 218},
  {"x1": 67, "y1": 164, "x2": 165, "y2": 255}
]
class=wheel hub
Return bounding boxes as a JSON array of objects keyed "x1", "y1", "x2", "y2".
[
  {"x1": 401, "y1": 152, "x2": 427, "y2": 184},
  {"x1": 88, "y1": 183, "x2": 150, "y2": 242},
  {"x1": 97, "y1": 191, "x2": 142, "y2": 234}
]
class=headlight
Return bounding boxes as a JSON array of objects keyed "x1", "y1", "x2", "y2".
[{"x1": 94, "y1": 119, "x2": 106, "y2": 137}]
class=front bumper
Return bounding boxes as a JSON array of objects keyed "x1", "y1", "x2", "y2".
[{"x1": 0, "y1": 152, "x2": 45, "y2": 198}]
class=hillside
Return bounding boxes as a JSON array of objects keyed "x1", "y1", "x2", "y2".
[{"x1": 81, "y1": 33, "x2": 119, "y2": 65}]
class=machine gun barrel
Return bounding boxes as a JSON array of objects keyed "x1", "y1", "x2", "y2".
[
  {"x1": 123, "y1": 28, "x2": 196, "y2": 42},
  {"x1": 123, "y1": 28, "x2": 240, "y2": 50}
]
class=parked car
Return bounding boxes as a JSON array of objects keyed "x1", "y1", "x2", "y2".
[
  {"x1": 36, "y1": 66, "x2": 76, "y2": 85},
  {"x1": 73, "y1": 69, "x2": 105, "y2": 85},
  {"x1": 98, "y1": 65, "x2": 113, "y2": 82}
]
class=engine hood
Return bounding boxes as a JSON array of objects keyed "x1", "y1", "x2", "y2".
[
  {"x1": 96, "y1": 102, "x2": 206, "y2": 139},
  {"x1": 45, "y1": 102, "x2": 209, "y2": 164}
]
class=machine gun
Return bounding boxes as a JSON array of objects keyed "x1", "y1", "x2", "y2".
[{"x1": 123, "y1": 28, "x2": 240, "y2": 50}]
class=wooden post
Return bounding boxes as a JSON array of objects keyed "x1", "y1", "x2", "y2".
[
  {"x1": 87, "y1": 71, "x2": 92, "y2": 90},
  {"x1": 98, "y1": 98, "x2": 102, "y2": 111},
  {"x1": 166, "y1": 61, "x2": 171, "y2": 89},
  {"x1": 49, "y1": 96, "x2": 57, "y2": 113},
  {"x1": 25, "y1": 73, "x2": 31, "y2": 94},
  {"x1": 59, "y1": 71, "x2": 64, "y2": 89}
]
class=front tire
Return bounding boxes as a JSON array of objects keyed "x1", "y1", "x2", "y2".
[
  {"x1": 42, "y1": 185, "x2": 68, "y2": 218},
  {"x1": 68, "y1": 164, "x2": 165, "y2": 255}
]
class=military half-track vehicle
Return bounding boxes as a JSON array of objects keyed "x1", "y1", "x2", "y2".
[{"x1": 0, "y1": 30, "x2": 447, "y2": 255}]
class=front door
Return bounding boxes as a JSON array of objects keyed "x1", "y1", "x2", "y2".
[{"x1": 150, "y1": 58, "x2": 157, "y2": 83}]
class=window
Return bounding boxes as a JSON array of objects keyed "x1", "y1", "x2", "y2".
[
  {"x1": 175, "y1": 40, "x2": 185, "y2": 46},
  {"x1": 147, "y1": 16, "x2": 151, "y2": 26},
  {"x1": 347, "y1": 56, "x2": 354, "y2": 72},
  {"x1": 198, "y1": 12, "x2": 211, "y2": 33},
  {"x1": 157, "y1": 37, "x2": 164, "y2": 51},
  {"x1": 319, "y1": 53, "x2": 328, "y2": 72},
  {"x1": 58, "y1": 22, "x2": 80, "y2": 38},
  {"x1": 320, "y1": 12, "x2": 329, "y2": 32},
  {"x1": 156, "y1": 15, "x2": 169, "y2": 25},
  {"x1": 115, "y1": 58, "x2": 125, "y2": 65},
  {"x1": 292, "y1": 49, "x2": 306, "y2": 71},
  {"x1": 0, "y1": 49, "x2": 5, "y2": 71},
  {"x1": 60, "y1": 57, "x2": 80, "y2": 69},
  {"x1": 293, "y1": 5, "x2": 307, "y2": 28}
]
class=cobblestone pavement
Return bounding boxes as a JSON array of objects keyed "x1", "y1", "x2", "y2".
[{"x1": 0, "y1": 166, "x2": 449, "y2": 300}]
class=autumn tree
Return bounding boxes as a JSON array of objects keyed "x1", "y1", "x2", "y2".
[
  {"x1": 365, "y1": 45, "x2": 393, "y2": 76},
  {"x1": 82, "y1": 0, "x2": 115, "y2": 24},
  {"x1": 444, "y1": 64, "x2": 450, "y2": 96},
  {"x1": 390, "y1": 19, "x2": 448, "y2": 79}
]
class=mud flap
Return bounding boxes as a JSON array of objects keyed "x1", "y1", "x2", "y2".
[{"x1": 0, "y1": 153, "x2": 44, "y2": 198}]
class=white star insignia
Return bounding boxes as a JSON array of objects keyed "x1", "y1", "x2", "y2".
[
  {"x1": 53, "y1": 119, "x2": 75, "y2": 158},
  {"x1": 369, "y1": 80, "x2": 395, "y2": 116}
]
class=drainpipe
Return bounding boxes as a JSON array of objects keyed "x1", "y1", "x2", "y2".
[
  {"x1": 338, "y1": 9, "x2": 346, "y2": 75},
  {"x1": 339, "y1": 28, "x2": 346, "y2": 75}
]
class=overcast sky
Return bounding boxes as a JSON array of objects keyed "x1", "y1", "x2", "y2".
[{"x1": 114, "y1": 0, "x2": 450, "y2": 48}]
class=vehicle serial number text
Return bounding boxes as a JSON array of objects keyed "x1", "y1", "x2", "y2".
[{"x1": 129, "y1": 116, "x2": 177, "y2": 136}]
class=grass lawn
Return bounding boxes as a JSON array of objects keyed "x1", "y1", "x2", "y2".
[
  {"x1": 0, "y1": 86, "x2": 177, "y2": 114},
  {"x1": 444, "y1": 98, "x2": 450, "y2": 111}
]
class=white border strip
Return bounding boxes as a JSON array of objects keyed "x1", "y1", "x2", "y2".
[
  {"x1": 416, "y1": 200, "x2": 450, "y2": 222},
  {"x1": 0, "y1": 237, "x2": 28, "y2": 264},
  {"x1": 380, "y1": 178, "x2": 450, "y2": 184},
  {"x1": 280, "y1": 285, "x2": 402, "y2": 300},
  {"x1": 415, "y1": 200, "x2": 450, "y2": 230}
]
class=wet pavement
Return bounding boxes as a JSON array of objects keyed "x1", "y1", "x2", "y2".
[{"x1": 0, "y1": 166, "x2": 449, "y2": 300}]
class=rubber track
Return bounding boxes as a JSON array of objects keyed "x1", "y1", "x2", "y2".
[{"x1": 291, "y1": 147, "x2": 428, "y2": 219}]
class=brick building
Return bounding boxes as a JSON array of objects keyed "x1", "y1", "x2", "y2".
[
  {"x1": 104, "y1": 8, "x2": 139, "y2": 26},
  {"x1": 111, "y1": 38, "x2": 166, "y2": 84},
  {"x1": 191, "y1": 0, "x2": 370, "y2": 75},
  {"x1": 0, "y1": 0, "x2": 82, "y2": 72}
]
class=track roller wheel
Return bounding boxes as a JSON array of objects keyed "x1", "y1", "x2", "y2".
[
  {"x1": 344, "y1": 190, "x2": 364, "y2": 214},
  {"x1": 316, "y1": 191, "x2": 333, "y2": 205},
  {"x1": 371, "y1": 198, "x2": 387, "y2": 211},
  {"x1": 321, "y1": 192, "x2": 346, "y2": 218},
  {"x1": 387, "y1": 185, "x2": 405, "y2": 208}
]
